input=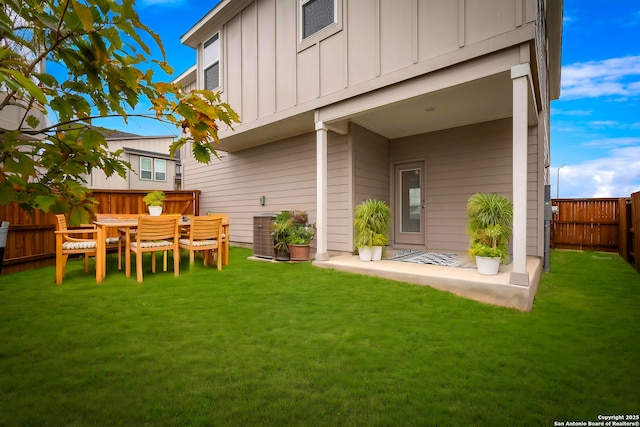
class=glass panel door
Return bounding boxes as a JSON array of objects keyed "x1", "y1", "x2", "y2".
[{"x1": 395, "y1": 162, "x2": 425, "y2": 246}]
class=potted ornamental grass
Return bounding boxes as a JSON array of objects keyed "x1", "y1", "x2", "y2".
[
  {"x1": 354, "y1": 199, "x2": 391, "y2": 261},
  {"x1": 466, "y1": 192, "x2": 513, "y2": 275}
]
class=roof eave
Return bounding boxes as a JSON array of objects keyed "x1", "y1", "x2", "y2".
[
  {"x1": 180, "y1": 0, "x2": 253, "y2": 48},
  {"x1": 547, "y1": 0, "x2": 563, "y2": 100}
]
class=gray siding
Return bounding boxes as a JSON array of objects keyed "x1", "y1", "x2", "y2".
[
  {"x1": 352, "y1": 123, "x2": 391, "y2": 207},
  {"x1": 391, "y1": 118, "x2": 541, "y2": 256},
  {"x1": 205, "y1": 0, "x2": 537, "y2": 133},
  {"x1": 181, "y1": 132, "x2": 350, "y2": 251}
]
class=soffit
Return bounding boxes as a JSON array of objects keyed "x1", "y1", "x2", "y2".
[
  {"x1": 331, "y1": 72, "x2": 519, "y2": 140},
  {"x1": 181, "y1": 0, "x2": 254, "y2": 48}
]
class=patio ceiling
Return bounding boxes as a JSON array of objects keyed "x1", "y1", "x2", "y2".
[
  {"x1": 216, "y1": 69, "x2": 536, "y2": 151},
  {"x1": 341, "y1": 71, "x2": 518, "y2": 140}
]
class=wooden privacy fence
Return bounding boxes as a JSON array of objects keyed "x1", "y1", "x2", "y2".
[
  {"x1": 0, "y1": 190, "x2": 200, "y2": 276},
  {"x1": 551, "y1": 195, "x2": 639, "y2": 273}
]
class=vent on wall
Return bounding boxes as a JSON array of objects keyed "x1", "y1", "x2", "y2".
[{"x1": 253, "y1": 214, "x2": 275, "y2": 259}]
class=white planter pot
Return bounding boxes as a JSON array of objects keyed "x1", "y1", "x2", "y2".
[
  {"x1": 371, "y1": 246, "x2": 383, "y2": 261},
  {"x1": 475, "y1": 256, "x2": 501, "y2": 275},
  {"x1": 148, "y1": 206, "x2": 163, "y2": 216},
  {"x1": 358, "y1": 246, "x2": 373, "y2": 262}
]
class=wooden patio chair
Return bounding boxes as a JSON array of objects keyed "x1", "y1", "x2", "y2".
[
  {"x1": 54, "y1": 214, "x2": 99, "y2": 285},
  {"x1": 179, "y1": 216, "x2": 223, "y2": 270},
  {"x1": 207, "y1": 213, "x2": 229, "y2": 265},
  {"x1": 127, "y1": 214, "x2": 180, "y2": 282}
]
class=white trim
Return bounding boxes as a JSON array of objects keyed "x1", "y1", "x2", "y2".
[
  {"x1": 315, "y1": 118, "x2": 329, "y2": 261},
  {"x1": 510, "y1": 64, "x2": 530, "y2": 286}
]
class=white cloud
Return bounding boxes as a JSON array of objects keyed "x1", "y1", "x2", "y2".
[
  {"x1": 561, "y1": 56, "x2": 640, "y2": 99},
  {"x1": 583, "y1": 137, "x2": 640, "y2": 148},
  {"x1": 587, "y1": 120, "x2": 619, "y2": 128},
  {"x1": 137, "y1": 0, "x2": 187, "y2": 7},
  {"x1": 554, "y1": 146, "x2": 640, "y2": 198},
  {"x1": 551, "y1": 108, "x2": 593, "y2": 116}
]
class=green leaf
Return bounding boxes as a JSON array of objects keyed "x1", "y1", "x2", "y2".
[
  {"x1": 71, "y1": 0, "x2": 95, "y2": 32},
  {"x1": 0, "y1": 68, "x2": 47, "y2": 104},
  {"x1": 25, "y1": 114, "x2": 41, "y2": 129},
  {"x1": 192, "y1": 142, "x2": 212, "y2": 164},
  {"x1": 34, "y1": 195, "x2": 57, "y2": 213}
]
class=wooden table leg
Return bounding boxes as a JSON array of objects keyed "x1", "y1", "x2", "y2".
[
  {"x1": 95, "y1": 227, "x2": 104, "y2": 284},
  {"x1": 125, "y1": 226, "x2": 132, "y2": 277}
]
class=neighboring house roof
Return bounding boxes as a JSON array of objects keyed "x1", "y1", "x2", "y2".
[
  {"x1": 174, "y1": 65, "x2": 196, "y2": 88},
  {"x1": 123, "y1": 147, "x2": 180, "y2": 161},
  {"x1": 102, "y1": 129, "x2": 143, "y2": 139}
]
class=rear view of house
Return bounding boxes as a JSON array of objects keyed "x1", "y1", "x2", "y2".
[{"x1": 175, "y1": 0, "x2": 562, "y2": 286}]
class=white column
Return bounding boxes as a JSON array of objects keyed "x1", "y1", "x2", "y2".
[
  {"x1": 315, "y1": 120, "x2": 329, "y2": 261},
  {"x1": 510, "y1": 64, "x2": 530, "y2": 286}
]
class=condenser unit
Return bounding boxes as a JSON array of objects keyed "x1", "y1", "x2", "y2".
[{"x1": 253, "y1": 214, "x2": 275, "y2": 259}]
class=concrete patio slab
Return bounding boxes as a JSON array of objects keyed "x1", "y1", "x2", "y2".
[{"x1": 313, "y1": 253, "x2": 543, "y2": 311}]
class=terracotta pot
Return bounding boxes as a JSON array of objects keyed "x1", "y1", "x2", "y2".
[{"x1": 288, "y1": 244, "x2": 310, "y2": 261}]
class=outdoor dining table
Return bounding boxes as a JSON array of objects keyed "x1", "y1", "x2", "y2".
[{"x1": 93, "y1": 215, "x2": 225, "y2": 283}]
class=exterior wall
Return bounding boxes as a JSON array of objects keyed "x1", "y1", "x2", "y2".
[
  {"x1": 88, "y1": 137, "x2": 178, "y2": 191},
  {"x1": 181, "y1": 132, "x2": 351, "y2": 251},
  {"x1": 391, "y1": 118, "x2": 541, "y2": 256},
  {"x1": 352, "y1": 123, "x2": 391, "y2": 206},
  {"x1": 203, "y1": 0, "x2": 538, "y2": 138}
]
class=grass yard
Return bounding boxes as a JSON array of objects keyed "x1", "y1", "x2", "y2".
[{"x1": 0, "y1": 248, "x2": 638, "y2": 426}]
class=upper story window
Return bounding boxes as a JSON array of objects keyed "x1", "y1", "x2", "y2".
[
  {"x1": 140, "y1": 157, "x2": 167, "y2": 182},
  {"x1": 204, "y1": 33, "x2": 220, "y2": 90},
  {"x1": 301, "y1": 0, "x2": 335, "y2": 40}
]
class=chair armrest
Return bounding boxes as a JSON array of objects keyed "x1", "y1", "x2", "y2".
[{"x1": 55, "y1": 229, "x2": 100, "y2": 235}]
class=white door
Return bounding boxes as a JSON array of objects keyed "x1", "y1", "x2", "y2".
[{"x1": 394, "y1": 162, "x2": 425, "y2": 246}]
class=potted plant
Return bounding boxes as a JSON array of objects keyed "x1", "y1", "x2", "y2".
[
  {"x1": 467, "y1": 192, "x2": 513, "y2": 275},
  {"x1": 272, "y1": 210, "x2": 315, "y2": 261},
  {"x1": 354, "y1": 199, "x2": 391, "y2": 261},
  {"x1": 272, "y1": 210, "x2": 292, "y2": 261},
  {"x1": 287, "y1": 224, "x2": 315, "y2": 261},
  {"x1": 142, "y1": 191, "x2": 166, "y2": 216}
]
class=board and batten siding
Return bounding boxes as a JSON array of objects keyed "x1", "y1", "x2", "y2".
[
  {"x1": 181, "y1": 132, "x2": 351, "y2": 252},
  {"x1": 391, "y1": 118, "x2": 541, "y2": 256},
  {"x1": 214, "y1": 0, "x2": 538, "y2": 133}
]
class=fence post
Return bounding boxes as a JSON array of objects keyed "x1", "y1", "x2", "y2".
[{"x1": 0, "y1": 221, "x2": 9, "y2": 275}]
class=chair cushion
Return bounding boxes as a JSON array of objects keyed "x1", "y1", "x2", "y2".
[
  {"x1": 179, "y1": 239, "x2": 218, "y2": 247},
  {"x1": 131, "y1": 240, "x2": 173, "y2": 249},
  {"x1": 105, "y1": 237, "x2": 120, "y2": 244},
  {"x1": 62, "y1": 241, "x2": 97, "y2": 250}
]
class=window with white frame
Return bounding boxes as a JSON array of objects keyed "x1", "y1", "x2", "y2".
[
  {"x1": 140, "y1": 157, "x2": 167, "y2": 182},
  {"x1": 301, "y1": 0, "x2": 335, "y2": 40},
  {"x1": 140, "y1": 157, "x2": 153, "y2": 180},
  {"x1": 155, "y1": 159, "x2": 166, "y2": 181},
  {"x1": 204, "y1": 33, "x2": 220, "y2": 90}
]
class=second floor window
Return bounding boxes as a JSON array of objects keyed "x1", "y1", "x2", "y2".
[
  {"x1": 204, "y1": 33, "x2": 220, "y2": 90},
  {"x1": 302, "y1": 0, "x2": 335, "y2": 40},
  {"x1": 140, "y1": 157, "x2": 167, "y2": 182}
]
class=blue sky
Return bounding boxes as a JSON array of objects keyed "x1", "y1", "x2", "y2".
[{"x1": 95, "y1": 0, "x2": 640, "y2": 198}]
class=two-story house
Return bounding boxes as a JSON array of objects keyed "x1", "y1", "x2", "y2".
[
  {"x1": 175, "y1": 0, "x2": 562, "y2": 287},
  {"x1": 86, "y1": 130, "x2": 182, "y2": 191}
]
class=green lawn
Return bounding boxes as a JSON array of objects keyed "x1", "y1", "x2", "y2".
[{"x1": 0, "y1": 248, "x2": 638, "y2": 426}]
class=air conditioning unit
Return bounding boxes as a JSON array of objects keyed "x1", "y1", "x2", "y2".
[{"x1": 253, "y1": 214, "x2": 275, "y2": 259}]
